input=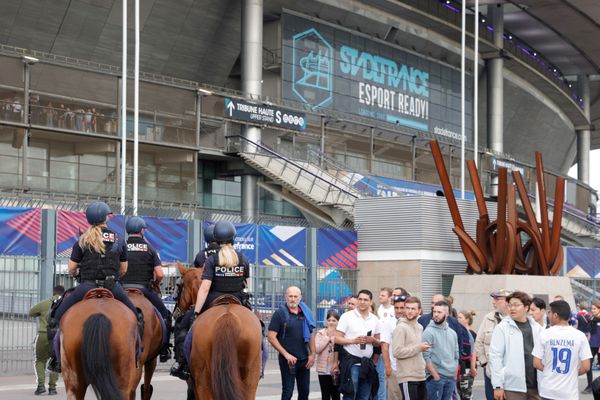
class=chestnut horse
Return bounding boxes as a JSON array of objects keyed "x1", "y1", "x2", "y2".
[
  {"x1": 176, "y1": 263, "x2": 262, "y2": 400},
  {"x1": 59, "y1": 291, "x2": 140, "y2": 400},
  {"x1": 126, "y1": 288, "x2": 163, "y2": 400}
]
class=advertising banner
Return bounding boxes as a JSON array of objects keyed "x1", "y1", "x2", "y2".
[
  {"x1": 282, "y1": 13, "x2": 472, "y2": 142},
  {"x1": 142, "y1": 217, "x2": 188, "y2": 263},
  {"x1": 56, "y1": 211, "x2": 124, "y2": 257},
  {"x1": 258, "y1": 225, "x2": 306, "y2": 266},
  {"x1": 0, "y1": 207, "x2": 41, "y2": 256},
  {"x1": 349, "y1": 173, "x2": 475, "y2": 200},
  {"x1": 566, "y1": 246, "x2": 599, "y2": 278},
  {"x1": 204, "y1": 222, "x2": 257, "y2": 264},
  {"x1": 317, "y1": 228, "x2": 358, "y2": 269}
]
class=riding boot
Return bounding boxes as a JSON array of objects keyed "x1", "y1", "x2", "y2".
[
  {"x1": 46, "y1": 318, "x2": 61, "y2": 373},
  {"x1": 169, "y1": 324, "x2": 190, "y2": 380},
  {"x1": 159, "y1": 315, "x2": 173, "y2": 362},
  {"x1": 136, "y1": 307, "x2": 145, "y2": 338}
]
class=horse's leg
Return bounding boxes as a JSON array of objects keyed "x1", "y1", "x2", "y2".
[
  {"x1": 193, "y1": 362, "x2": 212, "y2": 400},
  {"x1": 142, "y1": 358, "x2": 157, "y2": 400}
]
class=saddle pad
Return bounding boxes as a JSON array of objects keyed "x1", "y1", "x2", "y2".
[{"x1": 84, "y1": 288, "x2": 114, "y2": 300}]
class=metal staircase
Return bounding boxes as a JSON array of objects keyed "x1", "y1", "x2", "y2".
[{"x1": 226, "y1": 135, "x2": 364, "y2": 226}]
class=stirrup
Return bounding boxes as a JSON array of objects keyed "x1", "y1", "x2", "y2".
[{"x1": 47, "y1": 356, "x2": 61, "y2": 373}]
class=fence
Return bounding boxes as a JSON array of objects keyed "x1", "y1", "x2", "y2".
[
  {"x1": 0, "y1": 257, "x2": 40, "y2": 375},
  {"x1": 0, "y1": 256, "x2": 358, "y2": 374}
]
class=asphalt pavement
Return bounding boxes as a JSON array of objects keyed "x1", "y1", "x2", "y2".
[{"x1": 0, "y1": 361, "x2": 596, "y2": 399}]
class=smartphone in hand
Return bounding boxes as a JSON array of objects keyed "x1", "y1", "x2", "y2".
[{"x1": 360, "y1": 330, "x2": 372, "y2": 350}]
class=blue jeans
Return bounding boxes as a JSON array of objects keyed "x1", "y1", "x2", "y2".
[
  {"x1": 278, "y1": 355, "x2": 310, "y2": 400},
  {"x1": 483, "y1": 370, "x2": 494, "y2": 400},
  {"x1": 426, "y1": 377, "x2": 456, "y2": 400},
  {"x1": 375, "y1": 356, "x2": 386, "y2": 400},
  {"x1": 342, "y1": 364, "x2": 372, "y2": 400}
]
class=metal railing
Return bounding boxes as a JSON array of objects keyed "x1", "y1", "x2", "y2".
[{"x1": 226, "y1": 135, "x2": 360, "y2": 205}]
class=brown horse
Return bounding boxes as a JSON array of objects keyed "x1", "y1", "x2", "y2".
[
  {"x1": 59, "y1": 290, "x2": 140, "y2": 400},
  {"x1": 126, "y1": 288, "x2": 163, "y2": 400},
  {"x1": 176, "y1": 263, "x2": 262, "y2": 400}
]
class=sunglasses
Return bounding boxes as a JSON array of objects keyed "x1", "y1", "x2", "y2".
[{"x1": 393, "y1": 295, "x2": 407, "y2": 303}]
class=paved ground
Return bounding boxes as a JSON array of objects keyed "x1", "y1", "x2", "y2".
[{"x1": 0, "y1": 361, "x2": 597, "y2": 399}]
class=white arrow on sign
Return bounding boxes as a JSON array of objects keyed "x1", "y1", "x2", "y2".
[{"x1": 227, "y1": 100, "x2": 235, "y2": 117}]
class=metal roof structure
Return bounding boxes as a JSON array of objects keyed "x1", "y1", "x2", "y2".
[{"x1": 0, "y1": 0, "x2": 598, "y2": 148}]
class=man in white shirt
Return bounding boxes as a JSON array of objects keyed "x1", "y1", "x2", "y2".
[
  {"x1": 381, "y1": 294, "x2": 408, "y2": 400},
  {"x1": 532, "y1": 300, "x2": 591, "y2": 400},
  {"x1": 336, "y1": 289, "x2": 381, "y2": 400}
]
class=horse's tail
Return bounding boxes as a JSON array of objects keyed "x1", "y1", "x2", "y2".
[
  {"x1": 82, "y1": 313, "x2": 123, "y2": 400},
  {"x1": 210, "y1": 311, "x2": 244, "y2": 400}
]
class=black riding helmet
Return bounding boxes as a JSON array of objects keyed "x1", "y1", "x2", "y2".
[
  {"x1": 126, "y1": 216, "x2": 146, "y2": 234},
  {"x1": 85, "y1": 201, "x2": 111, "y2": 225},
  {"x1": 204, "y1": 224, "x2": 215, "y2": 243},
  {"x1": 213, "y1": 221, "x2": 236, "y2": 243}
]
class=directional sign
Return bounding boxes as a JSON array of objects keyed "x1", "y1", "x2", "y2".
[{"x1": 224, "y1": 98, "x2": 306, "y2": 132}]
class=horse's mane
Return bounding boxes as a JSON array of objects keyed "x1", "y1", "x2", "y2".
[{"x1": 177, "y1": 267, "x2": 202, "y2": 312}]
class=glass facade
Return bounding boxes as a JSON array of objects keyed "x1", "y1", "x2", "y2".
[{"x1": 199, "y1": 160, "x2": 301, "y2": 217}]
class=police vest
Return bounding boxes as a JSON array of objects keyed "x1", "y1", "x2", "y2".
[
  {"x1": 210, "y1": 252, "x2": 247, "y2": 293},
  {"x1": 79, "y1": 229, "x2": 121, "y2": 281},
  {"x1": 121, "y1": 236, "x2": 155, "y2": 286}
]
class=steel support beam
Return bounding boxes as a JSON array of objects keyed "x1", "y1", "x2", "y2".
[
  {"x1": 241, "y1": 0, "x2": 263, "y2": 222},
  {"x1": 577, "y1": 75, "x2": 590, "y2": 185}
]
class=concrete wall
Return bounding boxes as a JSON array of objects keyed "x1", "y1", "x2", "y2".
[{"x1": 358, "y1": 260, "x2": 422, "y2": 298}]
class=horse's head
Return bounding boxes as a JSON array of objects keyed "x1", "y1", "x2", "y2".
[{"x1": 176, "y1": 262, "x2": 202, "y2": 312}]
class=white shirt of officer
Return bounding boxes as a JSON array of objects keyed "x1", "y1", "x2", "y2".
[{"x1": 336, "y1": 292, "x2": 381, "y2": 359}]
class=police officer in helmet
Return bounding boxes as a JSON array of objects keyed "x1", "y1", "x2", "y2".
[
  {"x1": 170, "y1": 220, "x2": 250, "y2": 379},
  {"x1": 47, "y1": 201, "x2": 143, "y2": 372},
  {"x1": 192, "y1": 224, "x2": 220, "y2": 269},
  {"x1": 121, "y1": 216, "x2": 173, "y2": 362}
]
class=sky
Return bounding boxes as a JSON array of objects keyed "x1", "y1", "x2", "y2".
[{"x1": 568, "y1": 149, "x2": 600, "y2": 206}]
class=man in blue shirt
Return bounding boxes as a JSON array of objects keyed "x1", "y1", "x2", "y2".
[{"x1": 268, "y1": 286, "x2": 316, "y2": 400}]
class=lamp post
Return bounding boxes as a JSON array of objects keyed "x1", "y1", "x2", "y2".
[{"x1": 21, "y1": 55, "x2": 38, "y2": 191}]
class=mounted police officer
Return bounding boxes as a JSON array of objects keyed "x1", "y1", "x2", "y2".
[
  {"x1": 192, "y1": 224, "x2": 220, "y2": 268},
  {"x1": 47, "y1": 201, "x2": 144, "y2": 372},
  {"x1": 121, "y1": 216, "x2": 173, "y2": 362},
  {"x1": 170, "y1": 220, "x2": 251, "y2": 379}
]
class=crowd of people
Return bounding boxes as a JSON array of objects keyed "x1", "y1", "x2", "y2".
[
  {"x1": 267, "y1": 286, "x2": 600, "y2": 400},
  {"x1": 1, "y1": 94, "x2": 116, "y2": 133}
]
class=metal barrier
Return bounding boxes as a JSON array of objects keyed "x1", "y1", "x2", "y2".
[{"x1": 0, "y1": 257, "x2": 40, "y2": 375}]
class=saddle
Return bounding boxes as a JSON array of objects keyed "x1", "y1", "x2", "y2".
[
  {"x1": 84, "y1": 288, "x2": 114, "y2": 300},
  {"x1": 209, "y1": 294, "x2": 241, "y2": 308},
  {"x1": 124, "y1": 287, "x2": 144, "y2": 296}
]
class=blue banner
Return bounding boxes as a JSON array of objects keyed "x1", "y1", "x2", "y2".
[
  {"x1": 0, "y1": 207, "x2": 41, "y2": 256},
  {"x1": 352, "y1": 173, "x2": 475, "y2": 200},
  {"x1": 317, "y1": 228, "x2": 358, "y2": 269},
  {"x1": 203, "y1": 222, "x2": 257, "y2": 263},
  {"x1": 56, "y1": 211, "x2": 124, "y2": 257},
  {"x1": 566, "y1": 246, "x2": 600, "y2": 278},
  {"x1": 142, "y1": 216, "x2": 188, "y2": 263},
  {"x1": 258, "y1": 225, "x2": 306, "y2": 266}
]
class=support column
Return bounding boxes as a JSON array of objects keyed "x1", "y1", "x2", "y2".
[
  {"x1": 40, "y1": 209, "x2": 57, "y2": 300},
  {"x1": 320, "y1": 116, "x2": 326, "y2": 167},
  {"x1": 369, "y1": 127, "x2": 374, "y2": 174},
  {"x1": 188, "y1": 219, "x2": 202, "y2": 264},
  {"x1": 577, "y1": 75, "x2": 590, "y2": 185},
  {"x1": 21, "y1": 59, "x2": 35, "y2": 190},
  {"x1": 486, "y1": 4, "x2": 504, "y2": 195},
  {"x1": 306, "y1": 227, "x2": 318, "y2": 316},
  {"x1": 241, "y1": 0, "x2": 263, "y2": 222}
]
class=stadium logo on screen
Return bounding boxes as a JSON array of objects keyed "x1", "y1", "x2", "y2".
[{"x1": 292, "y1": 28, "x2": 333, "y2": 109}]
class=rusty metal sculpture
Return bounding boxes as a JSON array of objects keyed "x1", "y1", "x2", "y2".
[{"x1": 429, "y1": 140, "x2": 564, "y2": 275}]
